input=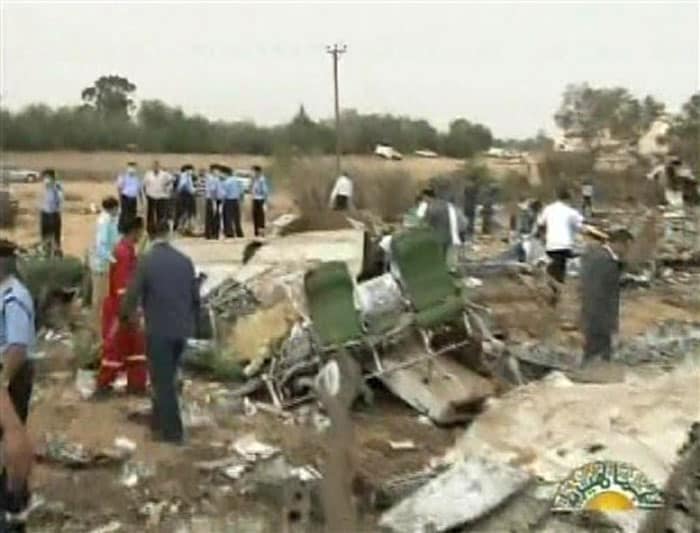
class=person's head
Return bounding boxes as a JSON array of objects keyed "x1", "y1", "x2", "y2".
[
  {"x1": 0, "y1": 240, "x2": 18, "y2": 281},
  {"x1": 556, "y1": 185, "x2": 571, "y2": 202},
  {"x1": 42, "y1": 168, "x2": 56, "y2": 183},
  {"x1": 209, "y1": 163, "x2": 219, "y2": 175},
  {"x1": 181, "y1": 164, "x2": 193, "y2": 174},
  {"x1": 530, "y1": 199, "x2": 543, "y2": 214},
  {"x1": 607, "y1": 227, "x2": 634, "y2": 260},
  {"x1": 151, "y1": 219, "x2": 170, "y2": 240},
  {"x1": 220, "y1": 165, "x2": 231, "y2": 178},
  {"x1": 421, "y1": 187, "x2": 436, "y2": 203},
  {"x1": 252, "y1": 165, "x2": 262, "y2": 178},
  {"x1": 101, "y1": 196, "x2": 119, "y2": 216},
  {"x1": 123, "y1": 216, "x2": 145, "y2": 241},
  {"x1": 152, "y1": 160, "x2": 160, "y2": 172},
  {"x1": 127, "y1": 161, "x2": 137, "y2": 173}
]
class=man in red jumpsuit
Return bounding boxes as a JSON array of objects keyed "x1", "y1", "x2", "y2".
[{"x1": 97, "y1": 216, "x2": 148, "y2": 394}]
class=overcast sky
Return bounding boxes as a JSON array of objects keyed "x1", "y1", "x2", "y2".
[{"x1": 1, "y1": 1, "x2": 698, "y2": 138}]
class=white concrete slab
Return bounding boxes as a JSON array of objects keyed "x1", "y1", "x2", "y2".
[{"x1": 379, "y1": 457, "x2": 531, "y2": 532}]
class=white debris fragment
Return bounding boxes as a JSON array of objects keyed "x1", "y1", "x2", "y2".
[
  {"x1": 379, "y1": 457, "x2": 531, "y2": 533},
  {"x1": 223, "y1": 465, "x2": 247, "y2": 480},
  {"x1": 290, "y1": 465, "x2": 323, "y2": 482},
  {"x1": 75, "y1": 369, "x2": 96, "y2": 400},
  {"x1": 389, "y1": 440, "x2": 417, "y2": 451},
  {"x1": 113, "y1": 437, "x2": 137, "y2": 454},
  {"x1": 89, "y1": 521, "x2": 122, "y2": 533},
  {"x1": 464, "y1": 276, "x2": 484, "y2": 288},
  {"x1": 232, "y1": 434, "x2": 280, "y2": 462}
]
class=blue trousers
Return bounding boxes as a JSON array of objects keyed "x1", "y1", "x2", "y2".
[{"x1": 146, "y1": 336, "x2": 185, "y2": 444}]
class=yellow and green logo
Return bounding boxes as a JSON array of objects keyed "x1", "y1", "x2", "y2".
[{"x1": 552, "y1": 460, "x2": 664, "y2": 512}]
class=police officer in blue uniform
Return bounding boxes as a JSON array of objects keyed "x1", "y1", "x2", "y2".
[{"x1": 0, "y1": 240, "x2": 35, "y2": 532}]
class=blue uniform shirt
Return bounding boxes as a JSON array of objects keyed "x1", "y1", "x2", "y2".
[
  {"x1": 41, "y1": 181, "x2": 63, "y2": 213},
  {"x1": 205, "y1": 174, "x2": 222, "y2": 200},
  {"x1": 252, "y1": 176, "x2": 270, "y2": 201},
  {"x1": 222, "y1": 176, "x2": 243, "y2": 200},
  {"x1": 0, "y1": 276, "x2": 36, "y2": 359},
  {"x1": 117, "y1": 171, "x2": 142, "y2": 198},
  {"x1": 177, "y1": 171, "x2": 195, "y2": 194}
]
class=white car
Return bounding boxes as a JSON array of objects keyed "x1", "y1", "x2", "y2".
[
  {"x1": 374, "y1": 144, "x2": 403, "y2": 161},
  {"x1": 0, "y1": 164, "x2": 40, "y2": 184}
]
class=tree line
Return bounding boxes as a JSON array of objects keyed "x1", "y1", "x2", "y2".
[
  {"x1": 0, "y1": 76, "x2": 697, "y2": 168},
  {"x1": 0, "y1": 75, "x2": 494, "y2": 157}
]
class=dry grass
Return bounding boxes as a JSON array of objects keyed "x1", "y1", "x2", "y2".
[{"x1": 2, "y1": 150, "x2": 461, "y2": 183}]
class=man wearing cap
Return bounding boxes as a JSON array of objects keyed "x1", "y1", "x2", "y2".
[
  {"x1": 116, "y1": 162, "x2": 141, "y2": 233},
  {"x1": 39, "y1": 169, "x2": 63, "y2": 253},
  {"x1": 121, "y1": 222, "x2": 200, "y2": 444},
  {"x1": 222, "y1": 167, "x2": 244, "y2": 238},
  {"x1": 251, "y1": 165, "x2": 270, "y2": 237},
  {"x1": 0, "y1": 240, "x2": 36, "y2": 531},
  {"x1": 580, "y1": 227, "x2": 633, "y2": 362},
  {"x1": 204, "y1": 165, "x2": 223, "y2": 239}
]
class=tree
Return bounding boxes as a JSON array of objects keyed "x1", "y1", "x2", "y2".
[
  {"x1": 81, "y1": 75, "x2": 136, "y2": 118},
  {"x1": 670, "y1": 93, "x2": 700, "y2": 171},
  {"x1": 442, "y1": 118, "x2": 493, "y2": 158},
  {"x1": 554, "y1": 84, "x2": 666, "y2": 151}
]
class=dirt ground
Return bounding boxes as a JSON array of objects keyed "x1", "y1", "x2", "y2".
[{"x1": 3, "y1": 161, "x2": 699, "y2": 531}]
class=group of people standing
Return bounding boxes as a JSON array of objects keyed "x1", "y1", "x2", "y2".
[
  {"x1": 116, "y1": 161, "x2": 271, "y2": 239},
  {"x1": 203, "y1": 164, "x2": 270, "y2": 240}
]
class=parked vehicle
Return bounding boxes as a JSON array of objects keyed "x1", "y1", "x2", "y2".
[
  {"x1": 0, "y1": 164, "x2": 40, "y2": 183},
  {"x1": 374, "y1": 144, "x2": 403, "y2": 161}
]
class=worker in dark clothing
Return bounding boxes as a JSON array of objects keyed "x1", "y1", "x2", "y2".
[
  {"x1": 481, "y1": 186, "x2": 495, "y2": 235},
  {"x1": 121, "y1": 222, "x2": 199, "y2": 445},
  {"x1": 580, "y1": 227, "x2": 633, "y2": 362},
  {"x1": 204, "y1": 165, "x2": 223, "y2": 240},
  {"x1": 463, "y1": 179, "x2": 479, "y2": 237}
]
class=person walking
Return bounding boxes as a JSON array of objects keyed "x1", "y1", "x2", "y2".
[
  {"x1": 121, "y1": 222, "x2": 200, "y2": 444},
  {"x1": 329, "y1": 172, "x2": 354, "y2": 211},
  {"x1": 90, "y1": 197, "x2": 120, "y2": 332},
  {"x1": 39, "y1": 169, "x2": 63, "y2": 254},
  {"x1": 0, "y1": 240, "x2": 37, "y2": 532},
  {"x1": 116, "y1": 162, "x2": 141, "y2": 233},
  {"x1": 222, "y1": 167, "x2": 244, "y2": 238},
  {"x1": 204, "y1": 165, "x2": 222, "y2": 240},
  {"x1": 580, "y1": 227, "x2": 633, "y2": 362},
  {"x1": 251, "y1": 165, "x2": 270, "y2": 237},
  {"x1": 536, "y1": 186, "x2": 584, "y2": 285},
  {"x1": 97, "y1": 217, "x2": 148, "y2": 396}
]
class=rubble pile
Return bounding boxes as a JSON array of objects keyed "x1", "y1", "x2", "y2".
[{"x1": 203, "y1": 278, "x2": 259, "y2": 321}]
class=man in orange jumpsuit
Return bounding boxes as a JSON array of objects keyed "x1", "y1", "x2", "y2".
[{"x1": 97, "y1": 216, "x2": 148, "y2": 394}]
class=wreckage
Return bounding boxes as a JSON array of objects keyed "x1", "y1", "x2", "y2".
[{"x1": 188, "y1": 226, "x2": 511, "y2": 424}]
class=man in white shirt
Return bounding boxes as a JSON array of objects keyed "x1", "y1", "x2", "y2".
[
  {"x1": 536, "y1": 186, "x2": 584, "y2": 284},
  {"x1": 329, "y1": 172, "x2": 354, "y2": 210},
  {"x1": 143, "y1": 160, "x2": 174, "y2": 235}
]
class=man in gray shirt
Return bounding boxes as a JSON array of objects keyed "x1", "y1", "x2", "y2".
[{"x1": 121, "y1": 222, "x2": 199, "y2": 444}]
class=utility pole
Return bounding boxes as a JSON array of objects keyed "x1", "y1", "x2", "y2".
[{"x1": 326, "y1": 43, "x2": 347, "y2": 175}]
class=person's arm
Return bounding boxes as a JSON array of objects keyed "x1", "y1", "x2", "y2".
[
  {"x1": 120, "y1": 257, "x2": 146, "y2": 323},
  {"x1": 189, "y1": 260, "x2": 201, "y2": 318},
  {"x1": 95, "y1": 221, "x2": 115, "y2": 266},
  {"x1": 329, "y1": 179, "x2": 340, "y2": 208},
  {"x1": 116, "y1": 174, "x2": 124, "y2": 195}
]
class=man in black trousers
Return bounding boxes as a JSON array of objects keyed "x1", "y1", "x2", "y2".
[{"x1": 121, "y1": 222, "x2": 199, "y2": 444}]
